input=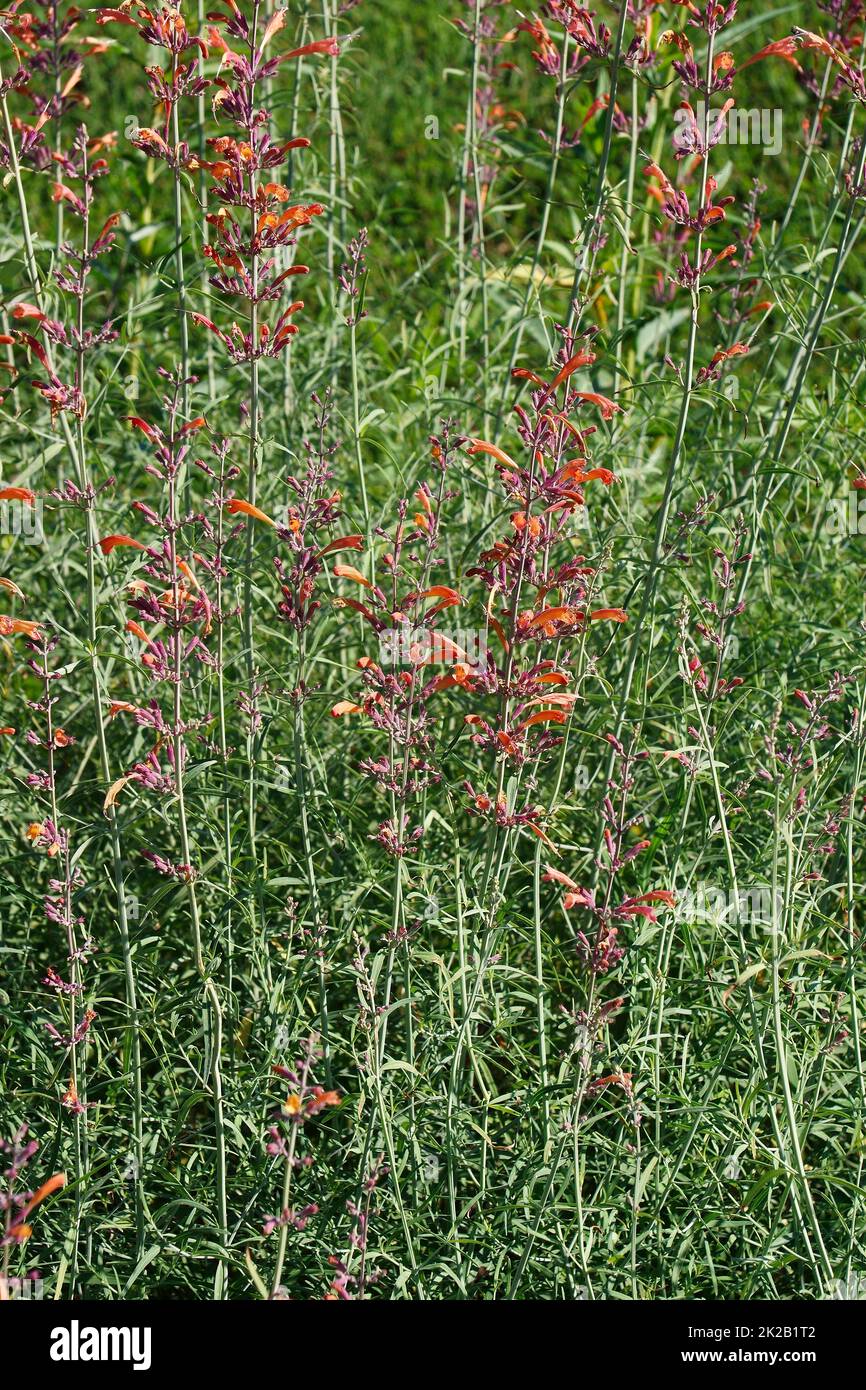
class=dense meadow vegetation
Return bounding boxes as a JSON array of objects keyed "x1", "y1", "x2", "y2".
[{"x1": 1, "y1": 0, "x2": 865, "y2": 1303}]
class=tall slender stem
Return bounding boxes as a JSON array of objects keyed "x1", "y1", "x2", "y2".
[{"x1": 168, "y1": 449, "x2": 228, "y2": 1299}]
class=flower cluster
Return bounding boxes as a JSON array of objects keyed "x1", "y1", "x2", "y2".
[
  {"x1": 460, "y1": 335, "x2": 625, "y2": 831},
  {"x1": 263, "y1": 1036, "x2": 339, "y2": 1283},
  {"x1": 12, "y1": 124, "x2": 120, "y2": 422},
  {"x1": 185, "y1": 5, "x2": 336, "y2": 366},
  {"x1": 325, "y1": 1155, "x2": 387, "y2": 1300},
  {"x1": 331, "y1": 423, "x2": 464, "y2": 869}
]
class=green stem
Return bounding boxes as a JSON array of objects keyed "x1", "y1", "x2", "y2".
[{"x1": 168, "y1": 460, "x2": 229, "y2": 1299}]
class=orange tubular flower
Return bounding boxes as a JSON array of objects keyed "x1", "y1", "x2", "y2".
[
  {"x1": 526, "y1": 692, "x2": 576, "y2": 708},
  {"x1": 331, "y1": 700, "x2": 363, "y2": 717},
  {"x1": 127, "y1": 416, "x2": 161, "y2": 443},
  {"x1": 225, "y1": 498, "x2": 276, "y2": 526},
  {"x1": 26, "y1": 821, "x2": 60, "y2": 856},
  {"x1": 277, "y1": 38, "x2": 340, "y2": 65},
  {"x1": 579, "y1": 467, "x2": 617, "y2": 486},
  {"x1": 180, "y1": 417, "x2": 208, "y2": 436},
  {"x1": 273, "y1": 264, "x2": 310, "y2": 289},
  {"x1": 586, "y1": 1073, "x2": 633, "y2": 1095},
  {"x1": 467, "y1": 438, "x2": 521, "y2": 471},
  {"x1": 8, "y1": 1171, "x2": 66, "y2": 1241},
  {"x1": 546, "y1": 348, "x2": 597, "y2": 395},
  {"x1": 432, "y1": 662, "x2": 477, "y2": 693},
  {"x1": 543, "y1": 867, "x2": 580, "y2": 891},
  {"x1": 517, "y1": 709, "x2": 568, "y2": 731},
  {"x1": 0, "y1": 616, "x2": 40, "y2": 638},
  {"x1": 643, "y1": 160, "x2": 677, "y2": 200},
  {"x1": 315, "y1": 534, "x2": 364, "y2": 558},
  {"x1": 589, "y1": 608, "x2": 628, "y2": 623},
  {"x1": 0, "y1": 486, "x2": 36, "y2": 504},
  {"x1": 529, "y1": 823, "x2": 558, "y2": 852},
  {"x1": 574, "y1": 392, "x2": 622, "y2": 420},
  {"x1": 11, "y1": 303, "x2": 45, "y2": 322},
  {"x1": 791, "y1": 28, "x2": 845, "y2": 62},
  {"x1": 512, "y1": 511, "x2": 542, "y2": 537},
  {"x1": 511, "y1": 367, "x2": 548, "y2": 388},
  {"x1": 333, "y1": 563, "x2": 373, "y2": 589},
  {"x1": 99, "y1": 534, "x2": 146, "y2": 555},
  {"x1": 125, "y1": 620, "x2": 152, "y2": 644},
  {"x1": 423, "y1": 634, "x2": 467, "y2": 663},
  {"x1": 131, "y1": 126, "x2": 172, "y2": 157},
  {"x1": 333, "y1": 596, "x2": 376, "y2": 624},
  {"x1": 51, "y1": 181, "x2": 83, "y2": 208},
  {"x1": 107, "y1": 701, "x2": 139, "y2": 718},
  {"x1": 707, "y1": 343, "x2": 748, "y2": 371},
  {"x1": 419, "y1": 585, "x2": 463, "y2": 606},
  {"x1": 527, "y1": 606, "x2": 575, "y2": 631}
]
